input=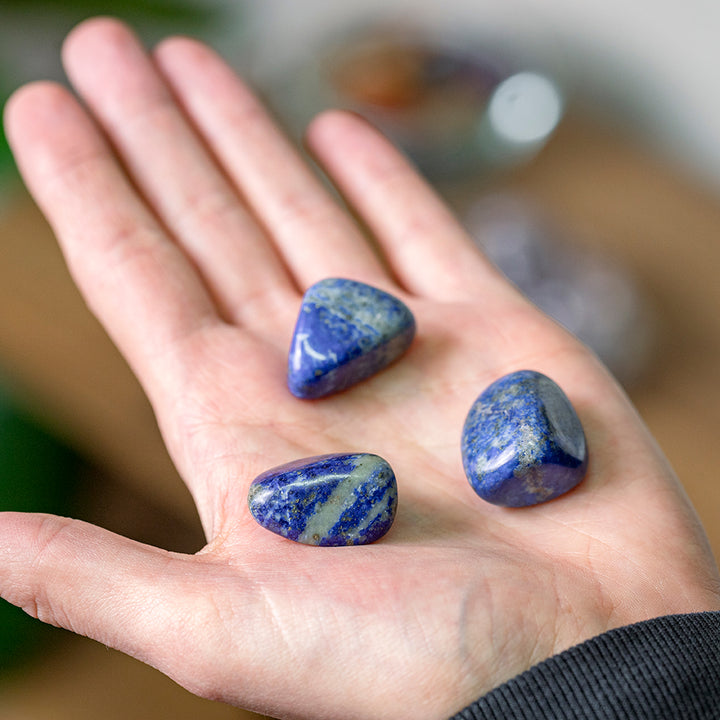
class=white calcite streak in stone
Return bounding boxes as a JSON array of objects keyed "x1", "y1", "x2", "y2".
[{"x1": 248, "y1": 453, "x2": 398, "y2": 546}]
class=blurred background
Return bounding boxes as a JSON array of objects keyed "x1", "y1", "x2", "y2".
[{"x1": 1, "y1": 0, "x2": 720, "y2": 717}]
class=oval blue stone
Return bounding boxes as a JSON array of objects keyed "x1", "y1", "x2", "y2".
[
  {"x1": 248, "y1": 453, "x2": 398, "y2": 546},
  {"x1": 461, "y1": 370, "x2": 588, "y2": 507},
  {"x1": 287, "y1": 278, "x2": 415, "y2": 399}
]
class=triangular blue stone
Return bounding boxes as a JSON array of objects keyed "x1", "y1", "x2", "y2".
[{"x1": 287, "y1": 278, "x2": 415, "y2": 399}]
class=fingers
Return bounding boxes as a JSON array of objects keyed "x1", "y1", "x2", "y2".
[
  {"x1": 151, "y1": 33, "x2": 392, "y2": 290},
  {"x1": 306, "y1": 110, "x2": 516, "y2": 301},
  {"x1": 61, "y1": 18, "x2": 296, "y2": 327},
  {"x1": 3, "y1": 81, "x2": 219, "y2": 388}
]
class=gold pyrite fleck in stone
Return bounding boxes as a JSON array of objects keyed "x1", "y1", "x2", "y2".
[
  {"x1": 287, "y1": 278, "x2": 415, "y2": 399},
  {"x1": 248, "y1": 453, "x2": 398, "y2": 546},
  {"x1": 461, "y1": 370, "x2": 588, "y2": 507}
]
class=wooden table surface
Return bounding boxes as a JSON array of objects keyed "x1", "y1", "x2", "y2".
[{"x1": 1, "y1": 112, "x2": 720, "y2": 717}]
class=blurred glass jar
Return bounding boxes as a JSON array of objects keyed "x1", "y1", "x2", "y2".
[{"x1": 271, "y1": 24, "x2": 563, "y2": 180}]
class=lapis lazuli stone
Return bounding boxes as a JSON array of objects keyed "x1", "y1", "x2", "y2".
[
  {"x1": 247, "y1": 453, "x2": 398, "y2": 546},
  {"x1": 461, "y1": 370, "x2": 588, "y2": 507},
  {"x1": 287, "y1": 278, "x2": 415, "y2": 399}
]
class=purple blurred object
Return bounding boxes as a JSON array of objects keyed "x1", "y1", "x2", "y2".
[{"x1": 464, "y1": 195, "x2": 655, "y2": 385}]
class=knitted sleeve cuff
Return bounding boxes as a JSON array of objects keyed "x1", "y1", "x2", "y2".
[{"x1": 450, "y1": 612, "x2": 720, "y2": 720}]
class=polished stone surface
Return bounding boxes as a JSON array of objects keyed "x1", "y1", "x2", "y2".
[
  {"x1": 247, "y1": 453, "x2": 398, "y2": 546},
  {"x1": 461, "y1": 370, "x2": 588, "y2": 507},
  {"x1": 287, "y1": 278, "x2": 415, "y2": 399}
]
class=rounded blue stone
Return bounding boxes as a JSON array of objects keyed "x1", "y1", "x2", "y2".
[
  {"x1": 461, "y1": 370, "x2": 588, "y2": 507},
  {"x1": 247, "y1": 453, "x2": 398, "y2": 546},
  {"x1": 287, "y1": 278, "x2": 415, "y2": 399}
]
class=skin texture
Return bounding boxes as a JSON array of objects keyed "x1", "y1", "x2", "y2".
[{"x1": 1, "y1": 18, "x2": 720, "y2": 720}]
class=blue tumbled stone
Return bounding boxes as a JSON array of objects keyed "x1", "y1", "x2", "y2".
[
  {"x1": 247, "y1": 453, "x2": 398, "y2": 546},
  {"x1": 288, "y1": 278, "x2": 415, "y2": 399},
  {"x1": 461, "y1": 370, "x2": 588, "y2": 507}
]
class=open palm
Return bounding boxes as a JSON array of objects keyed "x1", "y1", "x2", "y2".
[{"x1": 2, "y1": 19, "x2": 719, "y2": 720}]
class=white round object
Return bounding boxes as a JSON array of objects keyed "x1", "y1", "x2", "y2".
[{"x1": 487, "y1": 72, "x2": 563, "y2": 145}]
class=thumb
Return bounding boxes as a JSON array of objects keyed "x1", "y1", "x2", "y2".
[{"x1": 0, "y1": 512, "x2": 228, "y2": 697}]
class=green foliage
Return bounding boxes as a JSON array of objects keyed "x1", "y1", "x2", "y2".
[
  {"x1": 0, "y1": 0, "x2": 217, "y2": 26},
  {"x1": 0, "y1": 121, "x2": 12, "y2": 181},
  {"x1": 0, "y1": 393, "x2": 81, "y2": 671}
]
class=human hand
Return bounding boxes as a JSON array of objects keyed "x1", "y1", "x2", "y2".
[{"x1": 2, "y1": 18, "x2": 719, "y2": 720}]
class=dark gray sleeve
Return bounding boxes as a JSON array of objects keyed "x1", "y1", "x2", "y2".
[{"x1": 449, "y1": 612, "x2": 720, "y2": 720}]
